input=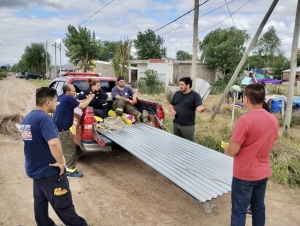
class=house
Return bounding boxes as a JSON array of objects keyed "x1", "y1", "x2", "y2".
[
  {"x1": 94, "y1": 60, "x2": 137, "y2": 81},
  {"x1": 129, "y1": 59, "x2": 217, "y2": 85},
  {"x1": 282, "y1": 67, "x2": 300, "y2": 81},
  {"x1": 60, "y1": 62, "x2": 81, "y2": 72}
]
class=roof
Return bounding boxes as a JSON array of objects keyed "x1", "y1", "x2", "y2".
[
  {"x1": 96, "y1": 124, "x2": 232, "y2": 202},
  {"x1": 61, "y1": 62, "x2": 80, "y2": 71},
  {"x1": 149, "y1": 59, "x2": 165, "y2": 63},
  {"x1": 282, "y1": 67, "x2": 300, "y2": 73}
]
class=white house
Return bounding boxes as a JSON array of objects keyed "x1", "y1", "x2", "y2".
[{"x1": 129, "y1": 59, "x2": 217, "y2": 85}]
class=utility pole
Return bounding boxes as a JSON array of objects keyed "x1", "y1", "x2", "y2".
[
  {"x1": 45, "y1": 41, "x2": 48, "y2": 79},
  {"x1": 53, "y1": 42, "x2": 57, "y2": 79},
  {"x1": 211, "y1": 0, "x2": 279, "y2": 119},
  {"x1": 284, "y1": 0, "x2": 300, "y2": 134},
  {"x1": 191, "y1": 0, "x2": 199, "y2": 84},
  {"x1": 59, "y1": 43, "x2": 62, "y2": 73}
]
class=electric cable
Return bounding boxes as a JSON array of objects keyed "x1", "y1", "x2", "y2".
[
  {"x1": 160, "y1": 0, "x2": 236, "y2": 36},
  {"x1": 168, "y1": 0, "x2": 250, "y2": 38},
  {"x1": 153, "y1": 0, "x2": 210, "y2": 33},
  {"x1": 225, "y1": 0, "x2": 236, "y2": 27}
]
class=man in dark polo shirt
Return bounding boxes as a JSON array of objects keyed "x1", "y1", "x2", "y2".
[
  {"x1": 53, "y1": 84, "x2": 94, "y2": 178},
  {"x1": 169, "y1": 77, "x2": 206, "y2": 141}
]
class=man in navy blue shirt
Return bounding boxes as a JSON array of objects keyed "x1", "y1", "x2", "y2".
[
  {"x1": 21, "y1": 87, "x2": 87, "y2": 226},
  {"x1": 53, "y1": 84, "x2": 94, "y2": 178},
  {"x1": 111, "y1": 76, "x2": 148, "y2": 122}
]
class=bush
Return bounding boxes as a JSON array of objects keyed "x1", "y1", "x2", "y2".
[
  {"x1": 137, "y1": 69, "x2": 164, "y2": 95},
  {"x1": 210, "y1": 75, "x2": 237, "y2": 95},
  {"x1": 0, "y1": 71, "x2": 7, "y2": 79}
]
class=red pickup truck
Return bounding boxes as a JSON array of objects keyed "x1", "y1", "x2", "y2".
[{"x1": 49, "y1": 72, "x2": 165, "y2": 155}]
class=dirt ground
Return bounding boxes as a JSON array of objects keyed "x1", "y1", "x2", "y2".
[{"x1": 0, "y1": 76, "x2": 299, "y2": 226}]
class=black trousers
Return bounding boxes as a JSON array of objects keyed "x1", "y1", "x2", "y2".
[
  {"x1": 33, "y1": 173, "x2": 87, "y2": 226},
  {"x1": 92, "y1": 101, "x2": 107, "y2": 118}
]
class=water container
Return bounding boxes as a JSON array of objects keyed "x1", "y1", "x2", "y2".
[{"x1": 270, "y1": 99, "x2": 282, "y2": 112}]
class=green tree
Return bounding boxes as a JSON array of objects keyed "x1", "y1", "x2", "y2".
[
  {"x1": 63, "y1": 25, "x2": 101, "y2": 71},
  {"x1": 134, "y1": 29, "x2": 167, "y2": 60},
  {"x1": 253, "y1": 26, "x2": 281, "y2": 67},
  {"x1": 176, "y1": 50, "x2": 192, "y2": 60},
  {"x1": 23, "y1": 43, "x2": 49, "y2": 74},
  {"x1": 270, "y1": 51, "x2": 290, "y2": 76},
  {"x1": 98, "y1": 41, "x2": 119, "y2": 61},
  {"x1": 199, "y1": 27, "x2": 249, "y2": 75},
  {"x1": 245, "y1": 55, "x2": 265, "y2": 70},
  {"x1": 112, "y1": 39, "x2": 132, "y2": 80}
]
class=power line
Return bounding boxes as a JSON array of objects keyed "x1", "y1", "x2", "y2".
[
  {"x1": 169, "y1": 0, "x2": 250, "y2": 38},
  {"x1": 79, "y1": 0, "x2": 115, "y2": 26},
  {"x1": 166, "y1": 7, "x2": 194, "y2": 42},
  {"x1": 160, "y1": 0, "x2": 236, "y2": 36},
  {"x1": 153, "y1": 0, "x2": 210, "y2": 33},
  {"x1": 225, "y1": 0, "x2": 236, "y2": 27},
  {"x1": 50, "y1": 0, "x2": 115, "y2": 45}
]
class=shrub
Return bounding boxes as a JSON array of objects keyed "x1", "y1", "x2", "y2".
[
  {"x1": 210, "y1": 75, "x2": 238, "y2": 95},
  {"x1": 137, "y1": 69, "x2": 164, "y2": 95}
]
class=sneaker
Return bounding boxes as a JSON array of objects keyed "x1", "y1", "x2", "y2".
[
  {"x1": 142, "y1": 110, "x2": 149, "y2": 123},
  {"x1": 66, "y1": 171, "x2": 83, "y2": 178},
  {"x1": 246, "y1": 206, "x2": 252, "y2": 216}
]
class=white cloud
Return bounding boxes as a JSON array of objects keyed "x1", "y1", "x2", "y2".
[{"x1": 0, "y1": 0, "x2": 298, "y2": 67}]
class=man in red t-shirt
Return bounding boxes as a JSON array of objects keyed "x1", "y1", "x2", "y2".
[{"x1": 225, "y1": 83, "x2": 279, "y2": 226}]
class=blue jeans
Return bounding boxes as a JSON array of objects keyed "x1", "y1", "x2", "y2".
[{"x1": 231, "y1": 176, "x2": 268, "y2": 226}]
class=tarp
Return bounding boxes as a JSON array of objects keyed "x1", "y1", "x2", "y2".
[
  {"x1": 241, "y1": 77, "x2": 252, "y2": 85},
  {"x1": 252, "y1": 78, "x2": 283, "y2": 84},
  {"x1": 194, "y1": 78, "x2": 211, "y2": 100},
  {"x1": 255, "y1": 74, "x2": 265, "y2": 79}
]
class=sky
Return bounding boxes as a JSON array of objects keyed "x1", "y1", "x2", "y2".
[{"x1": 0, "y1": 0, "x2": 298, "y2": 68}]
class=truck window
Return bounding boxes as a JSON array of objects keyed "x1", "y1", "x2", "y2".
[
  {"x1": 101, "y1": 81, "x2": 116, "y2": 92},
  {"x1": 71, "y1": 80, "x2": 89, "y2": 93},
  {"x1": 56, "y1": 81, "x2": 65, "y2": 95}
]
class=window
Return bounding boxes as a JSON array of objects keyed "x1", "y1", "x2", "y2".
[
  {"x1": 101, "y1": 81, "x2": 116, "y2": 92},
  {"x1": 56, "y1": 81, "x2": 65, "y2": 95},
  {"x1": 71, "y1": 80, "x2": 89, "y2": 93}
]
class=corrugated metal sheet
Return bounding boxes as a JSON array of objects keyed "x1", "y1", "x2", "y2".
[{"x1": 96, "y1": 124, "x2": 233, "y2": 202}]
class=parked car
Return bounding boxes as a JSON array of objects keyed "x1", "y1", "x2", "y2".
[
  {"x1": 15, "y1": 72, "x2": 22, "y2": 78},
  {"x1": 49, "y1": 72, "x2": 165, "y2": 154},
  {"x1": 24, "y1": 72, "x2": 42, "y2": 80}
]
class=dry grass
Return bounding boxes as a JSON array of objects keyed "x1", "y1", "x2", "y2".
[{"x1": 138, "y1": 90, "x2": 300, "y2": 187}]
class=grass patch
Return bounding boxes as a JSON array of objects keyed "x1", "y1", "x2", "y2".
[
  {"x1": 26, "y1": 79, "x2": 51, "y2": 88},
  {"x1": 270, "y1": 134, "x2": 300, "y2": 187}
]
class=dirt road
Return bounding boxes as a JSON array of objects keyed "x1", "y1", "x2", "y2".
[{"x1": 0, "y1": 76, "x2": 299, "y2": 226}]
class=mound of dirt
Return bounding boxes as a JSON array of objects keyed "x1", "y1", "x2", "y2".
[{"x1": 0, "y1": 114, "x2": 23, "y2": 137}]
